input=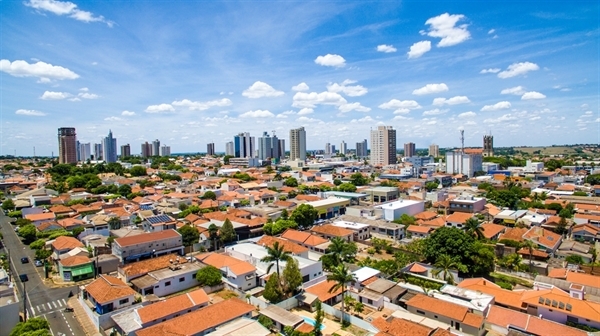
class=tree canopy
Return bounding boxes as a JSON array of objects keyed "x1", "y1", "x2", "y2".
[
  {"x1": 10, "y1": 317, "x2": 51, "y2": 336},
  {"x1": 290, "y1": 204, "x2": 318, "y2": 228},
  {"x1": 178, "y1": 224, "x2": 200, "y2": 247},
  {"x1": 219, "y1": 219, "x2": 236, "y2": 243},
  {"x1": 195, "y1": 265, "x2": 223, "y2": 286}
]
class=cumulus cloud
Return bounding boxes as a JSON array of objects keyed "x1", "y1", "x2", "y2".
[
  {"x1": 338, "y1": 102, "x2": 371, "y2": 113},
  {"x1": 377, "y1": 44, "x2": 397, "y2": 53},
  {"x1": 500, "y1": 86, "x2": 526, "y2": 95},
  {"x1": 378, "y1": 99, "x2": 421, "y2": 114},
  {"x1": 422, "y1": 108, "x2": 447, "y2": 116},
  {"x1": 296, "y1": 116, "x2": 322, "y2": 123},
  {"x1": 291, "y1": 82, "x2": 309, "y2": 91},
  {"x1": 423, "y1": 13, "x2": 471, "y2": 47},
  {"x1": 432, "y1": 96, "x2": 470, "y2": 106},
  {"x1": 276, "y1": 114, "x2": 288, "y2": 119},
  {"x1": 314, "y1": 54, "x2": 346, "y2": 67},
  {"x1": 78, "y1": 92, "x2": 99, "y2": 99},
  {"x1": 242, "y1": 81, "x2": 284, "y2": 98},
  {"x1": 488, "y1": 29, "x2": 495, "y2": 34},
  {"x1": 104, "y1": 116, "x2": 122, "y2": 121},
  {"x1": 481, "y1": 101, "x2": 511, "y2": 111},
  {"x1": 327, "y1": 79, "x2": 368, "y2": 97},
  {"x1": 239, "y1": 110, "x2": 275, "y2": 118},
  {"x1": 521, "y1": 91, "x2": 546, "y2": 100},
  {"x1": 121, "y1": 111, "x2": 136, "y2": 116},
  {"x1": 79, "y1": 87, "x2": 88, "y2": 91},
  {"x1": 407, "y1": 41, "x2": 431, "y2": 59},
  {"x1": 292, "y1": 91, "x2": 347, "y2": 108},
  {"x1": 480, "y1": 68, "x2": 500, "y2": 74},
  {"x1": 40, "y1": 91, "x2": 71, "y2": 100},
  {"x1": 297, "y1": 108, "x2": 314, "y2": 115},
  {"x1": 16, "y1": 109, "x2": 46, "y2": 116},
  {"x1": 412, "y1": 83, "x2": 449, "y2": 95},
  {"x1": 458, "y1": 111, "x2": 476, "y2": 118},
  {"x1": 0, "y1": 59, "x2": 79, "y2": 81},
  {"x1": 351, "y1": 116, "x2": 374, "y2": 123},
  {"x1": 145, "y1": 104, "x2": 175, "y2": 113},
  {"x1": 172, "y1": 98, "x2": 232, "y2": 110},
  {"x1": 498, "y1": 62, "x2": 539, "y2": 78},
  {"x1": 483, "y1": 113, "x2": 518, "y2": 123},
  {"x1": 25, "y1": 0, "x2": 113, "y2": 26}
]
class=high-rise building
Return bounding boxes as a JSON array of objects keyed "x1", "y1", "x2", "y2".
[
  {"x1": 79, "y1": 142, "x2": 91, "y2": 162},
  {"x1": 141, "y1": 142, "x2": 152, "y2": 158},
  {"x1": 356, "y1": 139, "x2": 368, "y2": 158},
  {"x1": 404, "y1": 142, "x2": 416, "y2": 158},
  {"x1": 234, "y1": 132, "x2": 254, "y2": 158},
  {"x1": 271, "y1": 132, "x2": 281, "y2": 160},
  {"x1": 325, "y1": 143, "x2": 331, "y2": 155},
  {"x1": 93, "y1": 143, "x2": 103, "y2": 161},
  {"x1": 225, "y1": 141, "x2": 234, "y2": 156},
  {"x1": 258, "y1": 132, "x2": 274, "y2": 160},
  {"x1": 340, "y1": 141, "x2": 347, "y2": 155},
  {"x1": 121, "y1": 144, "x2": 131, "y2": 158},
  {"x1": 289, "y1": 127, "x2": 306, "y2": 161},
  {"x1": 152, "y1": 139, "x2": 160, "y2": 156},
  {"x1": 160, "y1": 145, "x2": 171, "y2": 157},
  {"x1": 278, "y1": 139, "x2": 285, "y2": 159},
  {"x1": 102, "y1": 130, "x2": 118, "y2": 163},
  {"x1": 429, "y1": 144, "x2": 439, "y2": 158},
  {"x1": 370, "y1": 126, "x2": 396, "y2": 166},
  {"x1": 483, "y1": 135, "x2": 494, "y2": 157},
  {"x1": 58, "y1": 127, "x2": 77, "y2": 164},
  {"x1": 207, "y1": 143, "x2": 215, "y2": 156},
  {"x1": 76, "y1": 140, "x2": 81, "y2": 162},
  {"x1": 446, "y1": 151, "x2": 483, "y2": 178}
]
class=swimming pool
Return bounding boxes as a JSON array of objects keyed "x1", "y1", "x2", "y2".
[{"x1": 302, "y1": 316, "x2": 326, "y2": 331}]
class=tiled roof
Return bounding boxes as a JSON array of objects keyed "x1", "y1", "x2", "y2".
[
  {"x1": 407, "y1": 294, "x2": 469, "y2": 322},
  {"x1": 408, "y1": 263, "x2": 428, "y2": 273},
  {"x1": 280, "y1": 229, "x2": 311, "y2": 243},
  {"x1": 85, "y1": 275, "x2": 136, "y2": 305},
  {"x1": 407, "y1": 225, "x2": 433, "y2": 234},
  {"x1": 523, "y1": 227, "x2": 562, "y2": 250},
  {"x1": 115, "y1": 229, "x2": 181, "y2": 247},
  {"x1": 137, "y1": 288, "x2": 209, "y2": 324},
  {"x1": 517, "y1": 247, "x2": 549, "y2": 258},
  {"x1": 498, "y1": 227, "x2": 528, "y2": 242},
  {"x1": 566, "y1": 271, "x2": 600, "y2": 288},
  {"x1": 257, "y1": 236, "x2": 308, "y2": 255},
  {"x1": 305, "y1": 280, "x2": 343, "y2": 302},
  {"x1": 25, "y1": 212, "x2": 56, "y2": 221},
  {"x1": 195, "y1": 253, "x2": 255, "y2": 276},
  {"x1": 51, "y1": 236, "x2": 84, "y2": 250},
  {"x1": 119, "y1": 254, "x2": 186, "y2": 277},
  {"x1": 521, "y1": 288, "x2": 600, "y2": 322},
  {"x1": 60, "y1": 255, "x2": 92, "y2": 267},
  {"x1": 480, "y1": 223, "x2": 506, "y2": 239},
  {"x1": 311, "y1": 224, "x2": 353, "y2": 237},
  {"x1": 413, "y1": 211, "x2": 438, "y2": 221},
  {"x1": 372, "y1": 317, "x2": 431, "y2": 336},
  {"x1": 445, "y1": 212, "x2": 473, "y2": 224},
  {"x1": 486, "y1": 305, "x2": 586, "y2": 336}
]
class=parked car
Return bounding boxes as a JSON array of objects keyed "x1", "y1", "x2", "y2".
[
  {"x1": 19, "y1": 274, "x2": 28, "y2": 282},
  {"x1": 20, "y1": 257, "x2": 29, "y2": 264},
  {"x1": 34, "y1": 260, "x2": 43, "y2": 267}
]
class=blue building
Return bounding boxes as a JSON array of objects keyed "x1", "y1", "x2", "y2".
[{"x1": 102, "y1": 130, "x2": 118, "y2": 163}]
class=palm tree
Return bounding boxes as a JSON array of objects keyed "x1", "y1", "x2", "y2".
[
  {"x1": 108, "y1": 217, "x2": 121, "y2": 230},
  {"x1": 327, "y1": 264, "x2": 355, "y2": 325},
  {"x1": 522, "y1": 240, "x2": 536, "y2": 271},
  {"x1": 261, "y1": 241, "x2": 292, "y2": 278},
  {"x1": 325, "y1": 237, "x2": 348, "y2": 263},
  {"x1": 432, "y1": 255, "x2": 462, "y2": 285},
  {"x1": 464, "y1": 217, "x2": 485, "y2": 240},
  {"x1": 590, "y1": 247, "x2": 597, "y2": 273}
]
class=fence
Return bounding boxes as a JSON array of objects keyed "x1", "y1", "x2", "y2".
[
  {"x1": 383, "y1": 301, "x2": 404, "y2": 311},
  {"x1": 322, "y1": 303, "x2": 379, "y2": 333},
  {"x1": 249, "y1": 296, "x2": 269, "y2": 309},
  {"x1": 276, "y1": 296, "x2": 299, "y2": 310},
  {"x1": 302, "y1": 275, "x2": 327, "y2": 289}
]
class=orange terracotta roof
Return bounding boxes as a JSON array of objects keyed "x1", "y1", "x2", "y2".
[
  {"x1": 51, "y1": 236, "x2": 84, "y2": 250},
  {"x1": 372, "y1": 317, "x2": 432, "y2": 336},
  {"x1": 413, "y1": 211, "x2": 438, "y2": 221},
  {"x1": 517, "y1": 247, "x2": 549, "y2": 258},
  {"x1": 407, "y1": 295, "x2": 469, "y2": 322},
  {"x1": 295, "y1": 323, "x2": 314, "y2": 334},
  {"x1": 486, "y1": 305, "x2": 586, "y2": 336},
  {"x1": 49, "y1": 205, "x2": 73, "y2": 214},
  {"x1": 281, "y1": 229, "x2": 311, "y2": 243},
  {"x1": 498, "y1": 227, "x2": 528, "y2": 242},
  {"x1": 458, "y1": 278, "x2": 523, "y2": 310},
  {"x1": 311, "y1": 224, "x2": 353, "y2": 237},
  {"x1": 520, "y1": 288, "x2": 600, "y2": 322},
  {"x1": 566, "y1": 271, "x2": 600, "y2": 288},
  {"x1": 295, "y1": 194, "x2": 322, "y2": 202},
  {"x1": 408, "y1": 263, "x2": 428, "y2": 273},
  {"x1": 257, "y1": 236, "x2": 308, "y2": 255},
  {"x1": 420, "y1": 217, "x2": 446, "y2": 228},
  {"x1": 25, "y1": 212, "x2": 56, "y2": 221},
  {"x1": 37, "y1": 221, "x2": 60, "y2": 231},
  {"x1": 60, "y1": 255, "x2": 92, "y2": 267},
  {"x1": 305, "y1": 280, "x2": 343, "y2": 302},
  {"x1": 445, "y1": 212, "x2": 473, "y2": 224},
  {"x1": 480, "y1": 223, "x2": 506, "y2": 239},
  {"x1": 523, "y1": 227, "x2": 561, "y2": 249},
  {"x1": 407, "y1": 225, "x2": 433, "y2": 234},
  {"x1": 195, "y1": 253, "x2": 255, "y2": 276},
  {"x1": 115, "y1": 229, "x2": 181, "y2": 247},
  {"x1": 137, "y1": 288, "x2": 209, "y2": 324},
  {"x1": 548, "y1": 268, "x2": 568, "y2": 279},
  {"x1": 85, "y1": 275, "x2": 136, "y2": 305},
  {"x1": 361, "y1": 276, "x2": 379, "y2": 286}
]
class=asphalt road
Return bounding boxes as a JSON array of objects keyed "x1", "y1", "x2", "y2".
[{"x1": 0, "y1": 213, "x2": 86, "y2": 336}]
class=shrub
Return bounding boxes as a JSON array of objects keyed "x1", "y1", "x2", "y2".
[{"x1": 497, "y1": 281, "x2": 513, "y2": 290}]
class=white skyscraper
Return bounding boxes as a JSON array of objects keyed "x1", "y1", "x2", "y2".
[
  {"x1": 340, "y1": 141, "x2": 347, "y2": 155},
  {"x1": 289, "y1": 127, "x2": 306, "y2": 161},
  {"x1": 370, "y1": 126, "x2": 396, "y2": 166},
  {"x1": 160, "y1": 145, "x2": 171, "y2": 157}
]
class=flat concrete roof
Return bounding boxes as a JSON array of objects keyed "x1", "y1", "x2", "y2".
[
  {"x1": 376, "y1": 199, "x2": 423, "y2": 210},
  {"x1": 306, "y1": 197, "x2": 350, "y2": 208},
  {"x1": 332, "y1": 220, "x2": 370, "y2": 230}
]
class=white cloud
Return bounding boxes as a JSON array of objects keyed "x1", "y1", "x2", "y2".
[
  {"x1": 423, "y1": 13, "x2": 471, "y2": 47},
  {"x1": 40, "y1": 91, "x2": 71, "y2": 100},
  {"x1": 25, "y1": 0, "x2": 113, "y2": 26},
  {"x1": 433, "y1": 96, "x2": 470, "y2": 106},
  {"x1": 378, "y1": 99, "x2": 421, "y2": 114},
  {"x1": 239, "y1": 110, "x2": 275, "y2": 118},
  {"x1": 15, "y1": 109, "x2": 46, "y2": 116},
  {"x1": 291, "y1": 82, "x2": 309, "y2": 91},
  {"x1": 488, "y1": 29, "x2": 495, "y2": 34},
  {"x1": 392, "y1": 115, "x2": 410, "y2": 120},
  {"x1": 338, "y1": 102, "x2": 371, "y2": 113},
  {"x1": 351, "y1": 116, "x2": 374, "y2": 123},
  {"x1": 480, "y1": 68, "x2": 500, "y2": 74},
  {"x1": 314, "y1": 54, "x2": 346, "y2": 67},
  {"x1": 145, "y1": 104, "x2": 175, "y2": 113},
  {"x1": 78, "y1": 92, "x2": 99, "y2": 99},
  {"x1": 530, "y1": 116, "x2": 541, "y2": 121},
  {"x1": 69, "y1": 97, "x2": 80, "y2": 102},
  {"x1": 296, "y1": 116, "x2": 322, "y2": 123},
  {"x1": 560, "y1": 88, "x2": 571, "y2": 92},
  {"x1": 481, "y1": 101, "x2": 511, "y2": 111},
  {"x1": 242, "y1": 81, "x2": 284, "y2": 98},
  {"x1": 501, "y1": 86, "x2": 526, "y2": 95},
  {"x1": 327, "y1": 79, "x2": 368, "y2": 97},
  {"x1": 276, "y1": 114, "x2": 288, "y2": 119},
  {"x1": 0, "y1": 59, "x2": 79, "y2": 81},
  {"x1": 412, "y1": 83, "x2": 449, "y2": 95},
  {"x1": 79, "y1": 87, "x2": 88, "y2": 91},
  {"x1": 121, "y1": 111, "x2": 136, "y2": 116},
  {"x1": 292, "y1": 91, "x2": 347, "y2": 108},
  {"x1": 498, "y1": 62, "x2": 540, "y2": 78},
  {"x1": 458, "y1": 111, "x2": 476, "y2": 118},
  {"x1": 297, "y1": 108, "x2": 314, "y2": 115},
  {"x1": 104, "y1": 116, "x2": 122, "y2": 121},
  {"x1": 422, "y1": 108, "x2": 447, "y2": 116},
  {"x1": 407, "y1": 41, "x2": 431, "y2": 59},
  {"x1": 521, "y1": 91, "x2": 546, "y2": 100},
  {"x1": 377, "y1": 44, "x2": 397, "y2": 53},
  {"x1": 483, "y1": 113, "x2": 518, "y2": 123},
  {"x1": 172, "y1": 98, "x2": 232, "y2": 110}
]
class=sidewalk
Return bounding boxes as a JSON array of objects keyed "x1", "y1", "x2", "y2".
[
  {"x1": 68, "y1": 296, "x2": 102, "y2": 336},
  {"x1": 45, "y1": 276, "x2": 95, "y2": 289}
]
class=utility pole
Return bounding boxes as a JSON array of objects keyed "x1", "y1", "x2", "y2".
[{"x1": 23, "y1": 281, "x2": 27, "y2": 322}]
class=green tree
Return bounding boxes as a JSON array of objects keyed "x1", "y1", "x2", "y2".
[
  {"x1": 337, "y1": 183, "x2": 357, "y2": 192},
  {"x1": 219, "y1": 219, "x2": 236, "y2": 244},
  {"x1": 108, "y1": 217, "x2": 122, "y2": 230},
  {"x1": 118, "y1": 184, "x2": 132, "y2": 197},
  {"x1": 261, "y1": 241, "x2": 292, "y2": 278},
  {"x1": 333, "y1": 179, "x2": 342, "y2": 186},
  {"x1": 2, "y1": 198, "x2": 15, "y2": 211},
  {"x1": 283, "y1": 177, "x2": 298, "y2": 187},
  {"x1": 425, "y1": 181, "x2": 439, "y2": 192},
  {"x1": 29, "y1": 239, "x2": 46, "y2": 250},
  {"x1": 469, "y1": 241, "x2": 495, "y2": 276},
  {"x1": 178, "y1": 224, "x2": 200, "y2": 247},
  {"x1": 590, "y1": 247, "x2": 597, "y2": 272},
  {"x1": 208, "y1": 224, "x2": 219, "y2": 251},
  {"x1": 324, "y1": 237, "x2": 357, "y2": 264},
  {"x1": 522, "y1": 240, "x2": 536, "y2": 271},
  {"x1": 313, "y1": 300, "x2": 324, "y2": 336},
  {"x1": 258, "y1": 315, "x2": 274, "y2": 330},
  {"x1": 129, "y1": 166, "x2": 147, "y2": 177},
  {"x1": 223, "y1": 155, "x2": 233, "y2": 165},
  {"x1": 201, "y1": 191, "x2": 217, "y2": 200},
  {"x1": 327, "y1": 264, "x2": 355, "y2": 325},
  {"x1": 290, "y1": 204, "x2": 318, "y2": 228},
  {"x1": 263, "y1": 272, "x2": 284, "y2": 303},
  {"x1": 106, "y1": 236, "x2": 115, "y2": 248},
  {"x1": 280, "y1": 209, "x2": 289, "y2": 220},
  {"x1": 10, "y1": 317, "x2": 51, "y2": 336},
  {"x1": 464, "y1": 217, "x2": 485, "y2": 240},
  {"x1": 19, "y1": 224, "x2": 37, "y2": 244},
  {"x1": 195, "y1": 265, "x2": 223, "y2": 286},
  {"x1": 349, "y1": 172, "x2": 368, "y2": 186},
  {"x1": 71, "y1": 226, "x2": 85, "y2": 237},
  {"x1": 35, "y1": 248, "x2": 52, "y2": 260},
  {"x1": 555, "y1": 217, "x2": 568, "y2": 235},
  {"x1": 432, "y1": 255, "x2": 463, "y2": 285},
  {"x1": 282, "y1": 258, "x2": 302, "y2": 296},
  {"x1": 566, "y1": 254, "x2": 585, "y2": 265},
  {"x1": 354, "y1": 301, "x2": 365, "y2": 315}
]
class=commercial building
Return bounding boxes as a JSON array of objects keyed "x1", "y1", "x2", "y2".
[
  {"x1": 207, "y1": 143, "x2": 215, "y2": 156},
  {"x1": 160, "y1": 145, "x2": 170, "y2": 157},
  {"x1": 112, "y1": 229, "x2": 184, "y2": 263},
  {"x1": 376, "y1": 199, "x2": 425, "y2": 221},
  {"x1": 120, "y1": 144, "x2": 131, "y2": 158},
  {"x1": 404, "y1": 142, "x2": 416, "y2": 158},
  {"x1": 448, "y1": 195, "x2": 486, "y2": 214},
  {"x1": 305, "y1": 197, "x2": 351, "y2": 220},
  {"x1": 361, "y1": 186, "x2": 399, "y2": 203},
  {"x1": 405, "y1": 156, "x2": 435, "y2": 176},
  {"x1": 445, "y1": 150, "x2": 483, "y2": 177},
  {"x1": 429, "y1": 144, "x2": 440, "y2": 158},
  {"x1": 152, "y1": 139, "x2": 160, "y2": 156},
  {"x1": 370, "y1": 126, "x2": 396, "y2": 166},
  {"x1": 290, "y1": 126, "x2": 307, "y2": 161},
  {"x1": 257, "y1": 131, "x2": 274, "y2": 160},
  {"x1": 102, "y1": 130, "x2": 118, "y2": 163},
  {"x1": 58, "y1": 127, "x2": 77, "y2": 164},
  {"x1": 234, "y1": 132, "x2": 255, "y2": 158},
  {"x1": 356, "y1": 139, "x2": 368, "y2": 158}
]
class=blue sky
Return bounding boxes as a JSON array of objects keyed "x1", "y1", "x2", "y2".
[{"x1": 1, "y1": 0, "x2": 598, "y2": 156}]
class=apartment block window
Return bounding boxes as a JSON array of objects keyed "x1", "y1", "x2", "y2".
[
  {"x1": 165, "y1": 281, "x2": 171, "y2": 286},
  {"x1": 119, "y1": 298, "x2": 129, "y2": 305}
]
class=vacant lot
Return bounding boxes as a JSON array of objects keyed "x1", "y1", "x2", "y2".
[{"x1": 514, "y1": 146, "x2": 577, "y2": 155}]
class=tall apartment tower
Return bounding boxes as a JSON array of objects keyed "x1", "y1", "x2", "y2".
[
  {"x1": 225, "y1": 141, "x2": 234, "y2": 156},
  {"x1": 234, "y1": 132, "x2": 254, "y2": 158},
  {"x1": 429, "y1": 144, "x2": 439, "y2": 158},
  {"x1": 79, "y1": 142, "x2": 91, "y2": 162},
  {"x1": 160, "y1": 145, "x2": 171, "y2": 156},
  {"x1": 141, "y1": 142, "x2": 152, "y2": 158},
  {"x1": 289, "y1": 127, "x2": 306, "y2": 161},
  {"x1": 340, "y1": 141, "x2": 347, "y2": 155},
  {"x1": 278, "y1": 139, "x2": 285, "y2": 159},
  {"x1": 404, "y1": 142, "x2": 416, "y2": 158},
  {"x1": 370, "y1": 126, "x2": 396, "y2": 166},
  {"x1": 325, "y1": 143, "x2": 331, "y2": 155},
  {"x1": 258, "y1": 132, "x2": 273, "y2": 160},
  {"x1": 102, "y1": 130, "x2": 118, "y2": 163},
  {"x1": 152, "y1": 139, "x2": 161, "y2": 156},
  {"x1": 483, "y1": 135, "x2": 494, "y2": 157},
  {"x1": 356, "y1": 139, "x2": 368, "y2": 158},
  {"x1": 93, "y1": 143, "x2": 103, "y2": 161},
  {"x1": 207, "y1": 143, "x2": 215, "y2": 156},
  {"x1": 121, "y1": 144, "x2": 131, "y2": 158},
  {"x1": 58, "y1": 127, "x2": 77, "y2": 164}
]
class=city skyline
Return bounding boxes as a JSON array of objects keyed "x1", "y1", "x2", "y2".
[{"x1": 1, "y1": 1, "x2": 598, "y2": 156}]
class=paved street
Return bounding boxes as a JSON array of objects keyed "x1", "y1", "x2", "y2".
[{"x1": 0, "y1": 213, "x2": 86, "y2": 336}]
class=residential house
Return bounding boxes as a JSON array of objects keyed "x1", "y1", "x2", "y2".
[
  {"x1": 448, "y1": 195, "x2": 486, "y2": 214},
  {"x1": 58, "y1": 255, "x2": 94, "y2": 282},
  {"x1": 129, "y1": 259, "x2": 203, "y2": 297},
  {"x1": 571, "y1": 224, "x2": 599, "y2": 242},
  {"x1": 112, "y1": 229, "x2": 184, "y2": 263},
  {"x1": 256, "y1": 236, "x2": 309, "y2": 258},
  {"x1": 51, "y1": 236, "x2": 84, "y2": 260},
  {"x1": 142, "y1": 214, "x2": 177, "y2": 232},
  {"x1": 25, "y1": 212, "x2": 56, "y2": 227},
  {"x1": 82, "y1": 275, "x2": 137, "y2": 315},
  {"x1": 523, "y1": 227, "x2": 563, "y2": 253},
  {"x1": 357, "y1": 278, "x2": 406, "y2": 309},
  {"x1": 304, "y1": 280, "x2": 343, "y2": 306},
  {"x1": 480, "y1": 223, "x2": 507, "y2": 240},
  {"x1": 259, "y1": 305, "x2": 304, "y2": 332},
  {"x1": 195, "y1": 253, "x2": 257, "y2": 291},
  {"x1": 406, "y1": 294, "x2": 485, "y2": 335},
  {"x1": 485, "y1": 305, "x2": 587, "y2": 336},
  {"x1": 372, "y1": 316, "x2": 451, "y2": 336},
  {"x1": 445, "y1": 212, "x2": 474, "y2": 229},
  {"x1": 280, "y1": 229, "x2": 329, "y2": 253},
  {"x1": 37, "y1": 221, "x2": 62, "y2": 232},
  {"x1": 311, "y1": 224, "x2": 354, "y2": 242},
  {"x1": 407, "y1": 225, "x2": 435, "y2": 239}
]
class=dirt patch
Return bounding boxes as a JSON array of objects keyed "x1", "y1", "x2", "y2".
[{"x1": 214, "y1": 289, "x2": 240, "y2": 300}]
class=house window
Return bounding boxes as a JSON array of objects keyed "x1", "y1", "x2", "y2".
[
  {"x1": 567, "y1": 316, "x2": 578, "y2": 323},
  {"x1": 416, "y1": 310, "x2": 425, "y2": 315},
  {"x1": 119, "y1": 298, "x2": 129, "y2": 305},
  {"x1": 179, "y1": 277, "x2": 185, "y2": 282},
  {"x1": 165, "y1": 281, "x2": 171, "y2": 286},
  {"x1": 367, "y1": 299, "x2": 373, "y2": 304}
]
